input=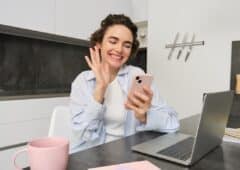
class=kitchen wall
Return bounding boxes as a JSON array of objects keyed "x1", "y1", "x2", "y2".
[
  {"x1": 0, "y1": 0, "x2": 133, "y2": 37},
  {"x1": 131, "y1": 0, "x2": 148, "y2": 22},
  {"x1": 55, "y1": 0, "x2": 132, "y2": 39},
  {"x1": 0, "y1": 0, "x2": 56, "y2": 34},
  {"x1": 148, "y1": 0, "x2": 240, "y2": 119}
]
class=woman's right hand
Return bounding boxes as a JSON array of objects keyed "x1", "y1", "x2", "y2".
[{"x1": 85, "y1": 46, "x2": 111, "y2": 103}]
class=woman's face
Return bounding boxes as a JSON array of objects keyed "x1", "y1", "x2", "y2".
[{"x1": 98, "y1": 24, "x2": 133, "y2": 70}]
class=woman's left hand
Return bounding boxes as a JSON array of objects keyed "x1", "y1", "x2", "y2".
[{"x1": 125, "y1": 86, "x2": 153, "y2": 123}]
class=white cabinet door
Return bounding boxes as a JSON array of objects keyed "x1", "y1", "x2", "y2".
[
  {"x1": 0, "y1": 118, "x2": 50, "y2": 147},
  {"x1": 0, "y1": 97, "x2": 69, "y2": 147}
]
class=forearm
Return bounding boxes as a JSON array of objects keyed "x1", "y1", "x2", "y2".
[{"x1": 93, "y1": 85, "x2": 107, "y2": 104}]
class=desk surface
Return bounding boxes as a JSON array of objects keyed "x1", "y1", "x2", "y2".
[
  {"x1": 67, "y1": 131, "x2": 240, "y2": 170},
  {"x1": 24, "y1": 114, "x2": 240, "y2": 170}
]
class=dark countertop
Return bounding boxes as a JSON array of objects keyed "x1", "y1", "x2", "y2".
[{"x1": 66, "y1": 131, "x2": 240, "y2": 170}]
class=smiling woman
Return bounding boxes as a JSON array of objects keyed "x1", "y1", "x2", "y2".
[{"x1": 70, "y1": 14, "x2": 179, "y2": 153}]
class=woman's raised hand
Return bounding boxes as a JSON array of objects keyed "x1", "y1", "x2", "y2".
[{"x1": 85, "y1": 46, "x2": 111, "y2": 103}]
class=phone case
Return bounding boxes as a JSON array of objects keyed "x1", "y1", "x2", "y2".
[{"x1": 129, "y1": 74, "x2": 153, "y2": 95}]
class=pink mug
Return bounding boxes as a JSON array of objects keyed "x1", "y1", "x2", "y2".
[{"x1": 13, "y1": 137, "x2": 69, "y2": 170}]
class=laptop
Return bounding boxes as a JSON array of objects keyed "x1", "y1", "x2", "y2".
[{"x1": 132, "y1": 91, "x2": 234, "y2": 166}]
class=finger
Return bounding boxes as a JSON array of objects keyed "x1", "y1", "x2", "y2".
[
  {"x1": 143, "y1": 86, "x2": 153, "y2": 97},
  {"x1": 94, "y1": 46, "x2": 101, "y2": 63},
  {"x1": 125, "y1": 101, "x2": 139, "y2": 112},
  {"x1": 124, "y1": 101, "x2": 131, "y2": 109},
  {"x1": 125, "y1": 102, "x2": 146, "y2": 120},
  {"x1": 134, "y1": 91, "x2": 149, "y2": 103},
  {"x1": 90, "y1": 48, "x2": 97, "y2": 65},
  {"x1": 85, "y1": 56, "x2": 93, "y2": 69},
  {"x1": 127, "y1": 94, "x2": 143, "y2": 108}
]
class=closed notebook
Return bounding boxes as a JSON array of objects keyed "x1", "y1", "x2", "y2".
[{"x1": 88, "y1": 160, "x2": 160, "y2": 170}]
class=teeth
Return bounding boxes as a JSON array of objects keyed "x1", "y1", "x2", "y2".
[{"x1": 111, "y1": 54, "x2": 121, "y2": 59}]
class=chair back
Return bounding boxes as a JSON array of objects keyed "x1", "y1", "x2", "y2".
[{"x1": 48, "y1": 106, "x2": 71, "y2": 139}]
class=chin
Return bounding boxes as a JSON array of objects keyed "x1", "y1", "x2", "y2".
[
  {"x1": 108, "y1": 60, "x2": 125, "y2": 69},
  {"x1": 110, "y1": 64, "x2": 122, "y2": 70}
]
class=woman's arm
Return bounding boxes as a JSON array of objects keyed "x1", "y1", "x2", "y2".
[{"x1": 70, "y1": 73, "x2": 106, "y2": 145}]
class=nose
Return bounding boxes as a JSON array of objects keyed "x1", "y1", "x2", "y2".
[{"x1": 115, "y1": 43, "x2": 123, "y2": 53}]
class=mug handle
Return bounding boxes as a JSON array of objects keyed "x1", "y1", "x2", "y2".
[{"x1": 12, "y1": 148, "x2": 27, "y2": 170}]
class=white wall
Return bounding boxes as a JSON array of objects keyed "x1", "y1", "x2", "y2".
[
  {"x1": 131, "y1": 0, "x2": 148, "y2": 22},
  {"x1": 0, "y1": 0, "x2": 56, "y2": 33},
  {"x1": 56, "y1": 0, "x2": 132, "y2": 39},
  {"x1": 56, "y1": 0, "x2": 148, "y2": 39},
  {"x1": 148, "y1": 0, "x2": 240, "y2": 119},
  {"x1": 0, "y1": 0, "x2": 133, "y2": 37}
]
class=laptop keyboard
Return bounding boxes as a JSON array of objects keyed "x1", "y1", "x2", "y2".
[{"x1": 157, "y1": 137, "x2": 194, "y2": 161}]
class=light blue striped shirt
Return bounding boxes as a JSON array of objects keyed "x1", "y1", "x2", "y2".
[{"x1": 70, "y1": 65, "x2": 179, "y2": 153}]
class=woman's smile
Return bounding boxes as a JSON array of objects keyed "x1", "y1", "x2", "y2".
[{"x1": 108, "y1": 52, "x2": 123, "y2": 61}]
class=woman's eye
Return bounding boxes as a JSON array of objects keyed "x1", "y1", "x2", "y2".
[
  {"x1": 109, "y1": 40, "x2": 117, "y2": 44},
  {"x1": 124, "y1": 44, "x2": 132, "y2": 49}
]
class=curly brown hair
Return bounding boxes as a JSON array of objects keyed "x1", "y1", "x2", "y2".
[{"x1": 90, "y1": 14, "x2": 139, "y2": 58}]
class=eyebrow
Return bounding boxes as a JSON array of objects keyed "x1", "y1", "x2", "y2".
[{"x1": 108, "y1": 36, "x2": 133, "y2": 45}]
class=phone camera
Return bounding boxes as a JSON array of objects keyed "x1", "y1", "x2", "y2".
[
  {"x1": 136, "y1": 76, "x2": 140, "y2": 80},
  {"x1": 137, "y1": 79, "x2": 142, "y2": 84}
]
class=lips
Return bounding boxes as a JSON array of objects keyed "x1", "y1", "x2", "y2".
[{"x1": 109, "y1": 53, "x2": 123, "y2": 60}]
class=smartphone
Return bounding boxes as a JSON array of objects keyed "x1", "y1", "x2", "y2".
[{"x1": 129, "y1": 74, "x2": 153, "y2": 95}]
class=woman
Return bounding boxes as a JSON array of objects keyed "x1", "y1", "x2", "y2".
[{"x1": 70, "y1": 14, "x2": 179, "y2": 153}]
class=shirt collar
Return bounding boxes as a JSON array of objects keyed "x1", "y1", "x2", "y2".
[{"x1": 86, "y1": 65, "x2": 129, "y2": 81}]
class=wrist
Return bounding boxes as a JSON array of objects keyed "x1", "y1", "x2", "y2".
[
  {"x1": 94, "y1": 95, "x2": 104, "y2": 104},
  {"x1": 140, "y1": 116, "x2": 146, "y2": 124},
  {"x1": 95, "y1": 83, "x2": 107, "y2": 91},
  {"x1": 93, "y1": 86, "x2": 107, "y2": 104}
]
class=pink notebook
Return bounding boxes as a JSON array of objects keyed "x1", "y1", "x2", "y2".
[{"x1": 88, "y1": 160, "x2": 160, "y2": 170}]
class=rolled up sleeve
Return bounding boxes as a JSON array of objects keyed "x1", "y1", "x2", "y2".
[
  {"x1": 70, "y1": 73, "x2": 106, "y2": 143},
  {"x1": 136, "y1": 82, "x2": 180, "y2": 133}
]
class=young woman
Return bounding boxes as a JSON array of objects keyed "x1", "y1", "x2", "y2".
[{"x1": 70, "y1": 14, "x2": 179, "y2": 153}]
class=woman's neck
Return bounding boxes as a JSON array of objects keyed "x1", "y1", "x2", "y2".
[
  {"x1": 103, "y1": 63, "x2": 120, "y2": 82},
  {"x1": 109, "y1": 68, "x2": 119, "y2": 82}
]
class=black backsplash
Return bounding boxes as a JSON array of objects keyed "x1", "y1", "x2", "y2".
[{"x1": 0, "y1": 24, "x2": 147, "y2": 97}]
